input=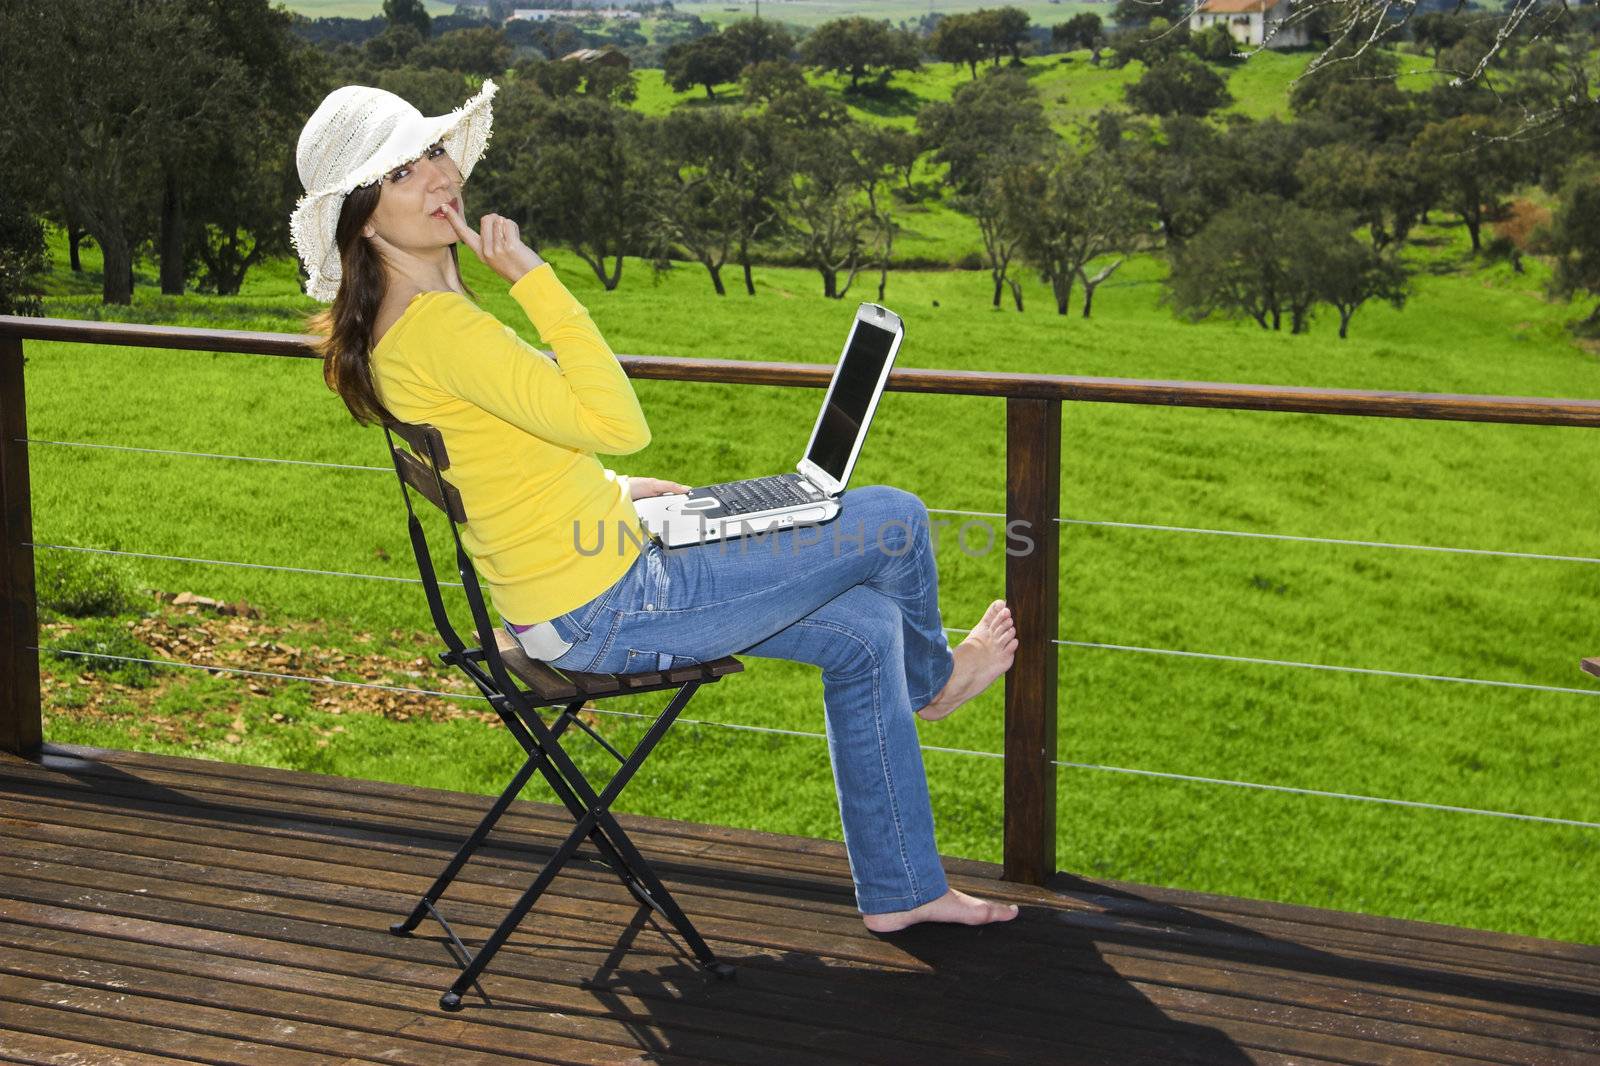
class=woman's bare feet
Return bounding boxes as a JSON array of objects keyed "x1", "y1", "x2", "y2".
[
  {"x1": 862, "y1": 888, "x2": 1021, "y2": 933},
  {"x1": 915, "y1": 599, "x2": 1018, "y2": 722}
]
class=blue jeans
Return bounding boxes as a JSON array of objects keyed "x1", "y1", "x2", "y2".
[{"x1": 533, "y1": 484, "x2": 957, "y2": 915}]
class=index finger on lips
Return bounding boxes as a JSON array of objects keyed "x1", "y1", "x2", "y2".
[{"x1": 442, "y1": 204, "x2": 478, "y2": 254}]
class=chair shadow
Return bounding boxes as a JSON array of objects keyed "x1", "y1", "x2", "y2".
[{"x1": 475, "y1": 901, "x2": 1256, "y2": 1065}]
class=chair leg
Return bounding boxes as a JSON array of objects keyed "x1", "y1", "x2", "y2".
[
  {"x1": 439, "y1": 681, "x2": 729, "y2": 1009},
  {"x1": 390, "y1": 750, "x2": 543, "y2": 935},
  {"x1": 518, "y1": 682, "x2": 729, "y2": 974}
]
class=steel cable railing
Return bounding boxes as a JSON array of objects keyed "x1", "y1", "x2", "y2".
[
  {"x1": 34, "y1": 644, "x2": 1600, "y2": 832},
  {"x1": 10, "y1": 324, "x2": 1600, "y2": 885},
  {"x1": 29, "y1": 516, "x2": 1598, "y2": 698},
  {"x1": 23, "y1": 435, "x2": 1600, "y2": 566}
]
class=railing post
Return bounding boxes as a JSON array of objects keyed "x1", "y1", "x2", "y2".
[
  {"x1": 1002, "y1": 397, "x2": 1060, "y2": 885},
  {"x1": 0, "y1": 335, "x2": 41, "y2": 756}
]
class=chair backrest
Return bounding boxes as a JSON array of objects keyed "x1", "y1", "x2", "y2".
[
  {"x1": 387, "y1": 422, "x2": 466, "y2": 524},
  {"x1": 384, "y1": 419, "x2": 531, "y2": 698}
]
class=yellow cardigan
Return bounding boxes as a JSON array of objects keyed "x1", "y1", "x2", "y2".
[{"x1": 371, "y1": 262, "x2": 651, "y2": 625}]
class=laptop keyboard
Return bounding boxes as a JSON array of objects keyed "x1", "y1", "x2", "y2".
[{"x1": 684, "y1": 474, "x2": 825, "y2": 518}]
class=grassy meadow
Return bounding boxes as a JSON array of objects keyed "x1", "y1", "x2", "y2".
[{"x1": 27, "y1": 194, "x2": 1600, "y2": 946}]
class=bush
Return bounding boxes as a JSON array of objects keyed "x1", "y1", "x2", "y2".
[
  {"x1": 47, "y1": 618, "x2": 159, "y2": 687},
  {"x1": 37, "y1": 548, "x2": 145, "y2": 617},
  {"x1": 0, "y1": 193, "x2": 47, "y2": 318}
]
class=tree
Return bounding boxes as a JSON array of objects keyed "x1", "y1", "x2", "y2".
[
  {"x1": 916, "y1": 70, "x2": 1052, "y2": 193},
  {"x1": 1124, "y1": 53, "x2": 1232, "y2": 117},
  {"x1": 582, "y1": 62, "x2": 640, "y2": 106},
  {"x1": 1165, "y1": 196, "x2": 1351, "y2": 333},
  {"x1": 740, "y1": 57, "x2": 809, "y2": 103},
  {"x1": 495, "y1": 96, "x2": 663, "y2": 290},
  {"x1": 868, "y1": 125, "x2": 921, "y2": 196},
  {"x1": 1291, "y1": 78, "x2": 1418, "y2": 147},
  {"x1": 1544, "y1": 161, "x2": 1600, "y2": 329},
  {"x1": 411, "y1": 26, "x2": 512, "y2": 77},
  {"x1": 1287, "y1": 32, "x2": 1400, "y2": 114},
  {"x1": 182, "y1": 27, "x2": 323, "y2": 297},
  {"x1": 741, "y1": 59, "x2": 851, "y2": 129},
  {"x1": 365, "y1": 23, "x2": 424, "y2": 67},
  {"x1": 1411, "y1": 114, "x2": 1527, "y2": 252},
  {"x1": 664, "y1": 34, "x2": 745, "y2": 99},
  {"x1": 919, "y1": 72, "x2": 1053, "y2": 307},
  {"x1": 798, "y1": 17, "x2": 922, "y2": 91},
  {"x1": 1296, "y1": 142, "x2": 1427, "y2": 251},
  {"x1": 956, "y1": 169, "x2": 1033, "y2": 310},
  {"x1": 1001, "y1": 146, "x2": 1151, "y2": 316},
  {"x1": 1053, "y1": 14, "x2": 1105, "y2": 61},
  {"x1": 1218, "y1": 116, "x2": 1309, "y2": 202},
  {"x1": 1112, "y1": 0, "x2": 1188, "y2": 27},
  {"x1": 1189, "y1": 24, "x2": 1236, "y2": 63},
  {"x1": 1119, "y1": 114, "x2": 1240, "y2": 245},
  {"x1": 1411, "y1": 11, "x2": 1470, "y2": 62},
  {"x1": 162, "y1": 0, "x2": 316, "y2": 297},
  {"x1": 1315, "y1": 228, "x2": 1409, "y2": 338},
  {"x1": 986, "y1": 7, "x2": 1033, "y2": 66},
  {"x1": 721, "y1": 18, "x2": 796, "y2": 66},
  {"x1": 383, "y1": 0, "x2": 431, "y2": 37},
  {"x1": 655, "y1": 108, "x2": 786, "y2": 295},
  {"x1": 930, "y1": 13, "x2": 986, "y2": 78},
  {"x1": 727, "y1": 115, "x2": 793, "y2": 294},
  {"x1": 782, "y1": 123, "x2": 876, "y2": 298},
  {"x1": 1105, "y1": 17, "x2": 1192, "y2": 69},
  {"x1": 513, "y1": 54, "x2": 635, "y2": 104},
  {"x1": 0, "y1": 0, "x2": 282, "y2": 304}
]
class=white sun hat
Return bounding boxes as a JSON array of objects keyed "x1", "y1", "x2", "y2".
[{"x1": 290, "y1": 79, "x2": 498, "y2": 302}]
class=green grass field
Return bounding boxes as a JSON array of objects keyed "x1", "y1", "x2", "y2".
[{"x1": 25, "y1": 185, "x2": 1600, "y2": 947}]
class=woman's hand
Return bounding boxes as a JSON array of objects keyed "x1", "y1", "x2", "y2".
[
  {"x1": 629, "y1": 477, "x2": 691, "y2": 501},
  {"x1": 441, "y1": 204, "x2": 545, "y2": 286}
]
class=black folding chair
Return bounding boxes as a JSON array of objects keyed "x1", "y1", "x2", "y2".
[{"x1": 381, "y1": 420, "x2": 742, "y2": 1011}]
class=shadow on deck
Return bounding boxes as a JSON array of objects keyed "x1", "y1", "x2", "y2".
[{"x1": 1, "y1": 744, "x2": 1596, "y2": 1065}]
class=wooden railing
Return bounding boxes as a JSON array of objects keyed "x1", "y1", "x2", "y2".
[{"x1": 4, "y1": 314, "x2": 1599, "y2": 885}]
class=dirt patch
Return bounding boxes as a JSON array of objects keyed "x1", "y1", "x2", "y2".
[{"x1": 39, "y1": 602, "x2": 601, "y2": 746}]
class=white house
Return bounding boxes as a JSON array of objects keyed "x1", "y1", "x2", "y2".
[
  {"x1": 509, "y1": 7, "x2": 641, "y2": 21},
  {"x1": 1189, "y1": 0, "x2": 1309, "y2": 49}
]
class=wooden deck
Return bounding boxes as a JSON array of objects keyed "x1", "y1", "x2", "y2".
[{"x1": 1, "y1": 744, "x2": 1596, "y2": 1065}]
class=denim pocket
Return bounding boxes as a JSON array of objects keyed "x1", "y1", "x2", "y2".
[
  {"x1": 623, "y1": 648, "x2": 702, "y2": 674},
  {"x1": 547, "y1": 611, "x2": 584, "y2": 646}
]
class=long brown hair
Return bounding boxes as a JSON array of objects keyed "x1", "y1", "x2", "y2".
[{"x1": 304, "y1": 182, "x2": 477, "y2": 427}]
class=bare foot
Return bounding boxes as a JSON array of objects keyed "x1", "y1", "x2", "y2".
[
  {"x1": 862, "y1": 888, "x2": 1021, "y2": 933},
  {"x1": 915, "y1": 599, "x2": 1018, "y2": 722}
]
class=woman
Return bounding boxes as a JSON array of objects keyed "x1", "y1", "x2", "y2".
[{"x1": 294, "y1": 81, "x2": 1020, "y2": 932}]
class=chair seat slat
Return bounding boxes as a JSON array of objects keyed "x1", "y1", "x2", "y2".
[{"x1": 490, "y1": 629, "x2": 578, "y2": 700}]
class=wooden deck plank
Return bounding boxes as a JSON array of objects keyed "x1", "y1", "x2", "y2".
[
  {"x1": 24, "y1": 743, "x2": 1593, "y2": 971},
  {"x1": 5, "y1": 821, "x2": 1597, "y2": 1062},
  {"x1": 6, "y1": 755, "x2": 1593, "y2": 1056},
  {"x1": 0, "y1": 1026, "x2": 201, "y2": 1066},
  {"x1": 2, "y1": 744, "x2": 1596, "y2": 1066},
  {"x1": 6, "y1": 773, "x2": 1598, "y2": 1058},
  {"x1": 0, "y1": 873, "x2": 1247, "y2": 1066},
  {"x1": 9, "y1": 775, "x2": 1597, "y2": 1044},
  {"x1": 0, "y1": 916, "x2": 1143, "y2": 1066},
  {"x1": 6, "y1": 753, "x2": 1595, "y2": 996},
  {"x1": 0, "y1": 997, "x2": 338, "y2": 1064},
  {"x1": 0, "y1": 941, "x2": 798, "y2": 1066}
]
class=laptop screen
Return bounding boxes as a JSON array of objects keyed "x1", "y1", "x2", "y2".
[{"x1": 804, "y1": 318, "x2": 898, "y2": 483}]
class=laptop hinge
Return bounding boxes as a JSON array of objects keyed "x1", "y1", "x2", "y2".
[{"x1": 797, "y1": 458, "x2": 841, "y2": 496}]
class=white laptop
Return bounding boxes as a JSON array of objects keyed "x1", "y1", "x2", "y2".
[{"x1": 634, "y1": 302, "x2": 905, "y2": 549}]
